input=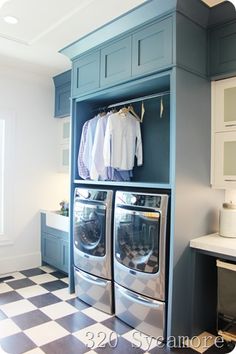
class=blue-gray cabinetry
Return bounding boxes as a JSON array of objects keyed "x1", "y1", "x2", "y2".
[
  {"x1": 209, "y1": 21, "x2": 236, "y2": 79},
  {"x1": 72, "y1": 51, "x2": 100, "y2": 97},
  {"x1": 70, "y1": 16, "x2": 174, "y2": 98},
  {"x1": 132, "y1": 17, "x2": 172, "y2": 77},
  {"x1": 53, "y1": 70, "x2": 71, "y2": 118},
  {"x1": 41, "y1": 213, "x2": 69, "y2": 274},
  {"x1": 60, "y1": 0, "x2": 226, "y2": 343},
  {"x1": 101, "y1": 36, "x2": 131, "y2": 87}
]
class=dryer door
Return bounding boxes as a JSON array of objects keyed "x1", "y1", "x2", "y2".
[{"x1": 115, "y1": 206, "x2": 160, "y2": 274}]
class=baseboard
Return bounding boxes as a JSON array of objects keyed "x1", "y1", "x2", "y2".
[{"x1": 0, "y1": 252, "x2": 42, "y2": 275}]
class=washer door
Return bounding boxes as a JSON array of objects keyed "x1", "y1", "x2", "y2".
[{"x1": 74, "y1": 199, "x2": 106, "y2": 257}]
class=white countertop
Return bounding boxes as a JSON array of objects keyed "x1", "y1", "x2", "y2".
[{"x1": 190, "y1": 233, "x2": 236, "y2": 259}]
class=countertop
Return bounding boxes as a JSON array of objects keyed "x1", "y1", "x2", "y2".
[{"x1": 190, "y1": 233, "x2": 236, "y2": 260}]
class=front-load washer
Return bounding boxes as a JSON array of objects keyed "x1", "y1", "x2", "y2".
[{"x1": 73, "y1": 188, "x2": 113, "y2": 314}]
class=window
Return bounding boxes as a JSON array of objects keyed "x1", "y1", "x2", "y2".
[{"x1": 0, "y1": 119, "x2": 5, "y2": 235}]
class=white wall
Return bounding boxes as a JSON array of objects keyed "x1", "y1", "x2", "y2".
[{"x1": 0, "y1": 64, "x2": 69, "y2": 274}]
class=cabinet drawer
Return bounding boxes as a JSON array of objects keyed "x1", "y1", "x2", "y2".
[
  {"x1": 72, "y1": 51, "x2": 100, "y2": 96},
  {"x1": 101, "y1": 36, "x2": 131, "y2": 87},
  {"x1": 55, "y1": 83, "x2": 71, "y2": 118},
  {"x1": 210, "y1": 22, "x2": 236, "y2": 78},
  {"x1": 132, "y1": 17, "x2": 172, "y2": 77},
  {"x1": 213, "y1": 131, "x2": 236, "y2": 188}
]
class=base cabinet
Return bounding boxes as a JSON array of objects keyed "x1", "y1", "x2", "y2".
[{"x1": 41, "y1": 213, "x2": 69, "y2": 274}]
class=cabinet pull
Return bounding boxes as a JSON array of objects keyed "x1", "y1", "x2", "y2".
[
  {"x1": 224, "y1": 179, "x2": 236, "y2": 182},
  {"x1": 225, "y1": 124, "x2": 236, "y2": 127}
]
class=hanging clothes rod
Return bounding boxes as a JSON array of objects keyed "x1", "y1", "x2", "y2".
[{"x1": 107, "y1": 90, "x2": 170, "y2": 109}]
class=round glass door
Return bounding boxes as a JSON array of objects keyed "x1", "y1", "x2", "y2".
[
  {"x1": 74, "y1": 199, "x2": 106, "y2": 257},
  {"x1": 115, "y1": 207, "x2": 160, "y2": 273}
]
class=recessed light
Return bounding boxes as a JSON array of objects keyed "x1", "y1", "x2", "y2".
[{"x1": 3, "y1": 16, "x2": 18, "y2": 24}]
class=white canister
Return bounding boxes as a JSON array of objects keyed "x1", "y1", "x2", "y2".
[{"x1": 219, "y1": 202, "x2": 236, "y2": 238}]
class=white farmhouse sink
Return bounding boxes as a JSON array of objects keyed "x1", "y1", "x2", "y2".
[{"x1": 45, "y1": 211, "x2": 69, "y2": 233}]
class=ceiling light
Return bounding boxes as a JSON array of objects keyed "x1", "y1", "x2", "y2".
[{"x1": 3, "y1": 16, "x2": 18, "y2": 24}]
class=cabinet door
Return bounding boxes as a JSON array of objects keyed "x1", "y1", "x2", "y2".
[
  {"x1": 132, "y1": 17, "x2": 172, "y2": 77},
  {"x1": 213, "y1": 131, "x2": 236, "y2": 188},
  {"x1": 60, "y1": 240, "x2": 69, "y2": 274},
  {"x1": 212, "y1": 78, "x2": 236, "y2": 132},
  {"x1": 72, "y1": 51, "x2": 100, "y2": 97},
  {"x1": 55, "y1": 83, "x2": 71, "y2": 118},
  {"x1": 101, "y1": 37, "x2": 131, "y2": 87},
  {"x1": 209, "y1": 22, "x2": 236, "y2": 78},
  {"x1": 42, "y1": 233, "x2": 61, "y2": 269}
]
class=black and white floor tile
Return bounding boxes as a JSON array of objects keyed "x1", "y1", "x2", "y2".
[{"x1": 0, "y1": 266, "x2": 234, "y2": 354}]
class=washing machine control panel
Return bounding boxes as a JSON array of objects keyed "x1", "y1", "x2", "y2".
[{"x1": 75, "y1": 188, "x2": 111, "y2": 202}]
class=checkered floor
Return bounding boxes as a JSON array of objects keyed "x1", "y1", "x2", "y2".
[{"x1": 0, "y1": 266, "x2": 234, "y2": 354}]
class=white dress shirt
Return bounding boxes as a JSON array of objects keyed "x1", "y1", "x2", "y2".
[{"x1": 103, "y1": 111, "x2": 143, "y2": 170}]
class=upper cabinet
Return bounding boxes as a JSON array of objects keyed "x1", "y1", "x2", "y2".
[
  {"x1": 53, "y1": 70, "x2": 71, "y2": 118},
  {"x1": 212, "y1": 77, "x2": 236, "y2": 132},
  {"x1": 209, "y1": 21, "x2": 236, "y2": 79},
  {"x1": 211, "y1": 77, "x2": 236, "y2": 189},
  {"x1": 70, "y1": 16, "x2": 173, "y2": 98},
  {"x1": 72, "y1": 51, "x2": 100, "y2": 97},
  {"x1": 101, "y1": 36, "x2": 131, "y2": 87},
  {"x1": 132, "y1": 17, "x2": 172, "y2": 77}
]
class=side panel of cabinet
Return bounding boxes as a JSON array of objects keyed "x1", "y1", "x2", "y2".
[
  {"x1": 132, "y1": 17, "x2": 173, "y2": 77},
  {"x1": 72, "y1": 51, "x2": 100, "y2": 97},
  {"x1": 55, "y1": 83, "x2": 71, "y2": 118},
  {"x1": 101, "y1": 37, "x2": 131, "y2": 87},
  {"x1": 209, "y1": 21, "x2": 236, "y2": 78}
]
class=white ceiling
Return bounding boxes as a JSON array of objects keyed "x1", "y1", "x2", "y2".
[{"x1": 0, "y1": 0, "x2": 226, "y2": 77}]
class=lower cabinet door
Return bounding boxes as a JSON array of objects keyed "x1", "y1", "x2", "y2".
[
  {"x1": 61, "y1": 240, "x2": 69, "y2": 273},
  {"x1": 42, "y1": 233, "x2": 61, "y2": 269}
]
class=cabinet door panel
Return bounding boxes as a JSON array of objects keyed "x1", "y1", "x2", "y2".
[
  {"x1": 72, "y1": 51, "x2": 100, "y2": 96},
  {"x1": 213, "y1": 131, "x2": 236, "y2": 188},
  {"x1": 210, "y1": 22, "x2": 236, "y2": 78},
  {"x1": 132, "y1": 17, "x2": 172, "y2": 76},
  {"x1": 212, "y1": 78, "x2": 236, "y2": 132},
  {"x1": 101, "y1": 37, "x2": 131, "y2": 87},
  {"x1": 61, "y1": 240, "x2": 69, "y2": 273},
  {"x1": 55, "y1": 83, "x2": 71, "y2": 118},
  {"x1": 42, "y1": 233, "x2": 61, "y2": 268}
]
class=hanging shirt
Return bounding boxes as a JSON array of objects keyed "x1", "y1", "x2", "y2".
[
  {"x1": 90, "y1": 114, "x2": 108, "y2": 180},
  {"x1": 90, "y1": 114, "x2": 132, "y2": 181},
  {"x1": 77, "y1": 120, "x2": 90, "y2": 179},
  {"x1": 103, "y1": 112, "x2": 143, "y2": 170},
  {"x1": 82, "y1": 115, "x2": 99, "y2": 172}
]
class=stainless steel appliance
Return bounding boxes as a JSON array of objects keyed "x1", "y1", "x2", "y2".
[
  {"x1": 114, "y1": 191, "x2": 169, "y2": 338},
  {"x1": 73, "y1": 188, "x2": 113, "y2": 314}
]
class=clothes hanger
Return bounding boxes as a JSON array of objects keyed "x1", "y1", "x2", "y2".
[
  {"x1": 160, "y1": 96, "x2": 164, "y2": 118},
  {"x1": 128, "y1": 104, "x2": 142, "y2": 122},
  {"x1": 118, "y1": 104, "x2": 142, "y2": 122},
  {"x1": 141, "y1": 101, "x2": 145, "y2": 123}
]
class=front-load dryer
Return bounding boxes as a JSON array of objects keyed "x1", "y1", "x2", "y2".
[{"x1": 114, "y1": 190, "x2": 169, "y2": 338}]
